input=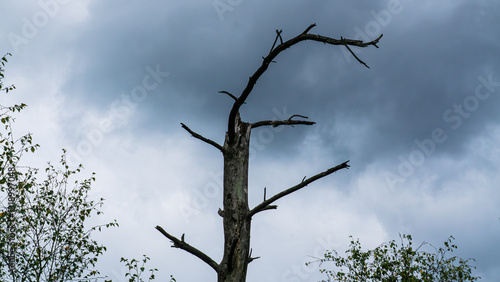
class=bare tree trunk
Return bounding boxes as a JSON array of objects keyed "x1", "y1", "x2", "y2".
[
  {"x1": 155, "y1": 24, "x2": 382, "y2": 282},
  {"x1": 218, "y1": 113, "x2": 252, "y2": 282}
]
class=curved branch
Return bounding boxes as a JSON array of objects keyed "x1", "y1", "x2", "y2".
[
  {"x1": 219, "y1": 91, "x2": 239, "y2": 102},
  {"x1": 181, "y1": 123, "x2": 224, "y2": 153},
  {"x1": 155, "y1": 225, "x2": 219, "y2": 271},
  {"x1": 226, "y1": 24, "x2": 382, "y2": 143},
  {"x1": 248, "y1": 161, "x2": 350, "y2": 218}
]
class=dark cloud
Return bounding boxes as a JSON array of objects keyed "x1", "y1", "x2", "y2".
[{"x1": 2, "y1": 0, "x2": 500, "y2": 281}]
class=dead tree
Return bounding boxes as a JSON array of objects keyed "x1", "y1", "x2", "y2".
[{"x1": 156, "y1": 24, "x2": 382, "y2": 282}]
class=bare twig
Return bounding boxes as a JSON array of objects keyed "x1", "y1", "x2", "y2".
[
  {"x1": 248, "y1": 161, "x2": 350, "y2": 218},
  {"x1": 259, "y1": 205, "x2": 277, "y2": 213},
  {"x1": 342, "y1": 34, "x2": 383, "y2": 68},
  {"x1": 219, "y1": 91, "x2": 241, "y2": 102},
  {"x1": 248, "y1": 249, "x2": 261, "y2": 263},
  {"x1": 344, "y1": 44, "x2": 369, "y2": 69},
  {"x1": 302, "y1": 23, "x2": 316, "y2": 35},
  {"x1": 181, "y1": 123, "x2": 224, "y2": 152},
  {"x1": 269, "y1": 29, "x2": 283, "y2": 53},
  {"x1": 288, "y1": 114, "x2": 308, "y2": 120},
  {"x1": 155, "y1": 225, "x2": 219, "y2": 271}
]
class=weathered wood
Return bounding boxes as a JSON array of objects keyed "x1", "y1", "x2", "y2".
[{"x1": 218, "y1": 113, "x2": 252, "y2": 282}]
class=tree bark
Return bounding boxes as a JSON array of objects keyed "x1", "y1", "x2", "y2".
[{"x1": 218, "y1": 113, "x2": 252, "y2": 282}]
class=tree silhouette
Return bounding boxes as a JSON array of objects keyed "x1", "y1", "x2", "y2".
[{"x1": 155, "y1": 24, "x2": 382, "y2": 282}]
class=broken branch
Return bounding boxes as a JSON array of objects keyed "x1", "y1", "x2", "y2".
[
  {"x1": 251, "y1": 115, "x2": 315, "y2": 128},
  {"x1": 248, "y1": 249, "x2": 261, "y2": 263},
  {"x1": 251, "y1": 120, "x2": 315, "y2": 128},
  {"x1": 248, "y1": 160, "x2": 350, "y2": 218},
  {"x1": 155, "y1": 225, "x2": 219, "y2": 271},
  {"x1": 181, "y1": 123, "x2": 224, "y2": 152}
]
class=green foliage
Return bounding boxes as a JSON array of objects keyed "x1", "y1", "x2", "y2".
[
  {"x1": 0, "y1": 53, "x2": 16, "y2": 94},
  {"x1": 0, "y1": 53, "x2": 176, "y2": 282},
  {"x1": 0, "y1": 54, "x2": 118, "y2": 281},
  {"x1": 307, "y1": 234, "x2": 480, "y2": 282},
  {"x1": 0, "y1": 153, "x2": 119, "y2": 281},
  {"x1": 119, "y1": 255, "x2": 160, "y2": 282}
]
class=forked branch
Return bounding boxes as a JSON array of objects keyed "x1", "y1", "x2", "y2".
[
  {"x1": 226, "y1": 24, "x2": 382, "y2": 143},
  {"x1": 155, "y1": 225, "x2": 219, "y2": 271},
  {"x1": 269, "y1": 29, "x2": 283, "y2": 53},
  {"x1": 251, "y1": 114, "x2": 315, "y2": 128},
  {"x1": 181, "y1": 123, "x2": 224, "y2": 153},
  {"x1": 248, "y1": 161, "x2": 350, "y2": 218}
]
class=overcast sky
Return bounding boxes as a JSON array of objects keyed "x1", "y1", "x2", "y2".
[{"x1": 2, "y1": 0, "x2": 500, "y2": 281}]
